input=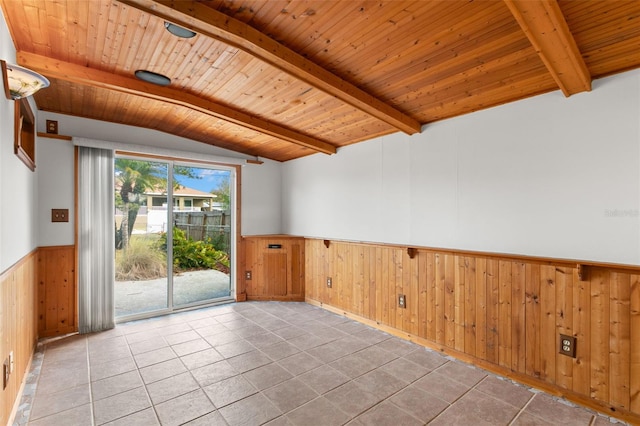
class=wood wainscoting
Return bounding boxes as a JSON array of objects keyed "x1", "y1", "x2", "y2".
[
  {"x1": 37, "y1": 245, "x2": 77, "y2": 337},
  {"x1": 0, "y1": 250, "x2": 38, "y2": 426},
  {"x1": 243, "y1": 236, "x2": 305, "y2": 301},
  {"x1": 304, "y1": 238, "x2": 640, "y2": 423}
]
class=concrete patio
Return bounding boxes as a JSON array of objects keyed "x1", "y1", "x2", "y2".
[{"x1": 115, "y1": 269, "x2": 232, "y2": 317}]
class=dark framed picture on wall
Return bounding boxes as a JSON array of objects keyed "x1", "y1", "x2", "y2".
[{"x1": 14, "y1": 97, "x2": 35, "y2": 171}]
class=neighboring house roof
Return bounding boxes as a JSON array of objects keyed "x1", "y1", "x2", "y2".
[{"x1": 145, "y1": 186, "x2": 217, "y2": 198}]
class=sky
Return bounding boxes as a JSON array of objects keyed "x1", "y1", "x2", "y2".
[{"x1": 174, "y1": 166, "x2": 230, "y2": 193}]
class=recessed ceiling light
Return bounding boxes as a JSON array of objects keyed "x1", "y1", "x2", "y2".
[
  {"x1": 134, "y1": 70, "x2": 171, "y2": 86},
  {"x1": 164, "y1": 22, "x2": 196, "y2": 38}
]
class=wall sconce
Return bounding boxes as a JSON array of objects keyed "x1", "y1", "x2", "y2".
[{"x1": 1, "y1": 59, "x2": 50, "y2": 100}]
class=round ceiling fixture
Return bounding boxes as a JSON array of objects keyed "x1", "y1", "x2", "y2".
[
  {"x1": 134, "y1": 70, "x2": 171, "y2": 86},
  {"x1": 164, "y1": 22, "x2": 196, "y2": 38}
]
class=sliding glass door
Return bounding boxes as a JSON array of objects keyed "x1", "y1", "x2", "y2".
[
  {"x1": 114, "y1": 156, "x2": 234, "y2": 320},
  {"x1": 171, "y1": 164, "x2": 232, "y2": 308}
]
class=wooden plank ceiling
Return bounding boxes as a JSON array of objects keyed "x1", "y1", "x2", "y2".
[{"x1": 1, "y1": 0, "x2": 639, "y2": 162}]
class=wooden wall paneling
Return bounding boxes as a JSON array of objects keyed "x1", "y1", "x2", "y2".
[
  {"x1": 244, "y1": 236, "x2": 305, "y2": 300},
  {"x1": 555, "y1": 266, "x2": 574, "y2": 390},
  {"x1": 290, "y1": 242, "x2": 303, "y2": 296},
  {"x1": 498, "y1": 260, "x2": 512, "y2": 369},
  {"x1": 435, "y1": 253, "x2": 445, "y2": 345},
  {"x1": 0, "y1": 250, "x2": 38, "y2": 426},
  {"x1": 244, "y1": 238, "x2": 257, "y2": 295},
  {"x1": 365, "y1": 246, "x2": 375, "y2": 320},
  {"x1": 408, "y1": 251, "x2": 419, "y2": 336},
  {"x1": 417, "y1": 252, "x2": 428, "y2": 339},
  {"x1": 316, "y1": 240, "x2": 326, "y2": 303},
  {"x1": 525, "y1": 263, "x2": 541, "y2": 379},
  {"x1": 539, "y1": 265, "x2": 556, "y2": 384},
  {"x1": 303, "y1": 240, "x2": 314, "y2": 301},
  {"x1": 426, "y1": 251, "x2": 436, "y2": 342},
  {"x1": 387, "y1": 248, "x2": 397, "y2": 329},
  {"x1": 454, "y1": 255, "x2": 465, "y2": 353},
  {"x1": 265, "y1": 252, "x2": 287, "y2": 296},
  {"x1": 464, "y1": 256, "x2": 477, "y2": 358},
  {"x1": 374, "y1": 246, "x2": 383, "y2": 325},
  {"x1": 630, "y1": 274, "x2": 640, "y2": 412},
  {"x1": 572, "y1": 267, "x2": 591, "y2": 396},
  {"x1": 485, "y1": 259, "x2": 500, "y2": 364},
  {"x1": 37, "y1": 246, "x2": 76, "y2": 337},
  {"x1": 397, "y1": 249, "x2": 406, "y2": 332},
  {"x1": 444, "y1": 254, "x2": 455, "y2": 349},
  {"x1": 511, "y1": 261, "x2": 526, "y2": 373},
  {"x1": 590, "y1": 268, "x2": 610, "y2": 403},
  {"x1": 346, "y1": 243, "x2": 354, "y2": 313},
  {"x1": 475, "y1": 257, "x2": 487, "y2": 361},
  {"x1": 609, "y1": 272, "x2": 630, "y2": 410},
  {"x1": 380, "y1": 248, "x2": 390, "y2": 327}
]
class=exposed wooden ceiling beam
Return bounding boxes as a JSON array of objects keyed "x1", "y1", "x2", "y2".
[
  {"x1": 504, "y1": 0, "x2": 591, "y2": 97},
  {"x1": 17, "y1": 51, "x2": 336, "y2": 155},
  {"x1": 117, "y1": 0, "x2": 422, "y2": 135}
]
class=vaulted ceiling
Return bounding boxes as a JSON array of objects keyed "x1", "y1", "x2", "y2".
[{"x1": 2, "y1": 1, "x2": 639, "y2": 161}]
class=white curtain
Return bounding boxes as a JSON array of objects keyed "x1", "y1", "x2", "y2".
[{"x1": 78, "y1": 146, "x2": 115, "y2": 334}]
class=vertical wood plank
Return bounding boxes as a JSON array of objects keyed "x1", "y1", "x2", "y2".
[
  {"x1": 486, "y1": 259, "x2": 500, "y2": 364},
  {"x1": 590, "y1": 268, "x2": 610, "y2": 403},
  {"x1": 572, "y1": 267, "x2": 591, "y2": 396},
  {"x1": 525, "y1": 263, "x2": 541, "y2": 378},
  {"x1": 630, "y1": 274, "x2": 640, "y2": 413},
  {"x1": 362, "y1": 246, "x2": 371, "y2": 320},
  {"x1": 454, "y1": 256, "x2": 466, "y2": 352},
  {"x1": 540, "y1": 265, "x2": 556, "y2": 384},
  {"x1": 464, "y1": 256, "x2": 477, "y2": 357},
  {"x1": 475, "y1": 257, "x2": 487, "y2": 361},
  {"x1": 498, "y1": 260, "x2": 512, "y2": 368},
  {"x1": 511, "y1": 261, "x2": 526, "y2": 373},
  {"x1": 435, "y1": 253, "x2": 445, "y2": 345},
  {"x1": 555, "y1": 267, "x2": 574, "y2": 390},
  {"x1": 375, "y1": 247, "x2": 383, "y2": 324},
  {"x1": 407, "y1": 251, "x2": 419, "y2": 335},
  {"x1": 426, "y1": 252, "x2": 437, "y2": 342},
  {"x1": 381, "y1": 247, "x2": 390, "y2": 326},
  {"x1": 609, "y1": 272, "x2": 630, "y2": 410},
  {"x1": 418, "y1": 251, "x2": 428, "y2": 339},
  {"x1": 396, "y1": 249, "x2": 406, "y2": 332},
  {"x1": 444, "y1": 254, "x2": 456, "y2": 349}
]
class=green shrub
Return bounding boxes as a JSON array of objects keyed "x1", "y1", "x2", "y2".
[
  {"x1": 116, "y1": 235, "x2": 167, "y2": 280},
  {"x1": 160, "y1": 228, "x2": 230, "y2": 274}
]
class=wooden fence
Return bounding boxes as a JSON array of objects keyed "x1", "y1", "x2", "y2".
[{"x1": 173, "y1": 211, "x2": 230, "y2": 252}]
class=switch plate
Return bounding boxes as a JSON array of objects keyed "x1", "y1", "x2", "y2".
[
  {"x1": 559, "y1": 334, "x2": 576, "y2": 358},
  {"x1": 245, "y1": 271, "x2": 252, "y2": 280},
  {"x1": 51, "y1": 209, "x2": 69, "y2": 223},
  {"x1": 326, "y1": 277, "x2": 332, "y2": 288},
  {"x1": 398, "y1": 294, "x2": 406, "y2": 308}
]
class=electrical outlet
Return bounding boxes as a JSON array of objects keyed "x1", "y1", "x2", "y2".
[
  {"x1": 398, "y1": 294, "x2": 406, "y2": 308},
  {"x1": 245, "y1": 271, "x2": 252, "y2": 280},
  {"x1": 559, "y1": 334, "x2": 576, "y2": 358},
  {"x1": 326, "y1": 277, "x2": 332, "y2": 288}
]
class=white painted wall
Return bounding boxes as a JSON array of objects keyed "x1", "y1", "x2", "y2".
[
  {"x1": 36, "y1": 136, "x2": 74, "y2": 247},
  {"x1": 283, "y1": 69, "x2": 640, "y2": 265},
  {"x1": 241, "y1": 158, "x2": 282, "y2": 235},
  {"x1": 0, "y1": 13, "x2": 39, "y2": 272}
]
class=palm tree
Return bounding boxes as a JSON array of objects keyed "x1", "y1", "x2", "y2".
[{"x1": 115, "y1": 159, "x2": 166, "y2": 250}]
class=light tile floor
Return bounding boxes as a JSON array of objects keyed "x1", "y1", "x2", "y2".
[{"x1": 18, "y1": 302, "x2": 627, "y2": 426}]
